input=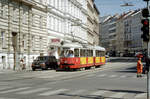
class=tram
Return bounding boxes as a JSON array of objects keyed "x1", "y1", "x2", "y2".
[{"x1": 59, "y1": 42, "x2": 106, "y2": 70}]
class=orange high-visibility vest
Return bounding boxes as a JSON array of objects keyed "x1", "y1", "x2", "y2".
[{"x1": 137, "y1": 60, "x2": 143, "y2": 73}]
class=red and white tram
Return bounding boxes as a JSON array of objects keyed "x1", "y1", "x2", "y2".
[{"x1": 59, "y1": 42, "x2": 106, "y2": 70}]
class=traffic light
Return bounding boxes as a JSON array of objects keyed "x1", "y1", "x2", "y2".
[
  {"x1": 142, "y1": 8, "x2": 149, "y2": 17},
  {"x1": 141, "y1": 19, "x2": 149, "y2": 42}
]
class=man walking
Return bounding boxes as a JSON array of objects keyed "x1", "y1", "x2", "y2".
[{"x1": 137, "y1": 58, "x2": 143, "y2": 77}]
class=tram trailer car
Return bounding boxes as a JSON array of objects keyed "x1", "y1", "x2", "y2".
[{"x1": 60, "y1": 43, "x2": 106, "y2": 70}]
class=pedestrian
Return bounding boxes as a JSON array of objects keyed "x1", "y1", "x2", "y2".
[
  {"x1": 20, "y1": 59, "x2": 26, "y2": 70},
  {"x1": 137, "y1": 57, "x2": 143, "y2": 77}
]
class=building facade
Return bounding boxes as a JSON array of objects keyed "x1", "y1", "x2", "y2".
[
  {"x1": 0, "y1": 0, "x2": 101, "y2": 70},
  {"x1": 0, "y1": 0, "x2": 47, "y2": 70},
  {"x1": 99, "y1": 16, "x2": 111, "y2": 51},
  {"x1": 87, "y1": 0, "x2": 100, "y2": 45},
  {"x1": 47, "y1": 0, "x2": 88, "y2": 58}
]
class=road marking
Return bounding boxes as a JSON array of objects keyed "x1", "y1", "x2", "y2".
[
  {"x1": 109, "y1": 92, "x2": 126, "y2": 98},
  {"x1": 120, "y1": 75, "x2": 127, "y2": 78},
  {"x1": 109, "y1": 75, "x2": 117, "y2": 78},
  {"x1": 0, "y1": 87, "x2": 31, "y2": 94},
  {"x1": 86, "y1": 74, "x2": 95, "y2": 77},
  {"x1": 0, "y1": 87, "x2": 13, "y2": 91},
  {"x1": 68, "y1": 89, "x2": 86, "y2": 95},
  {"x1": 135, "y1": 93, "x2": 146, "y2": 98},
  {"x1": 39, "y1": 89, "x2": 69, "y2": 96},
  {"x1": 90, "y1": 90, "x2": 107, "y2": 96},
  {"x1": 16, "y1": 88, "x2": 50, "y2": 94},
  {"x1": 97, "y1": 74, "x2": 106, "y2": 77},
  {"x1": 0, "y1": 97, "x2": 16, "y2": 99}
]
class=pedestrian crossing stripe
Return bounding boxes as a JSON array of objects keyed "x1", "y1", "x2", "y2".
[
  {"x1": 109, "y1": 92, "x2": 126, "y2": 98},
  {"x1": 0, "y1": 97, "x2": 16, "y2": 99},
  {"x1": 0, "y1": 87, "x2": 147, "y2": 98},
  {"x1": 135, "y1": 93, "x2": 147, "y2": 98},
  {"x1": 109, "y1": 75, "x2": 117, "y2": 78},
  {"x1": 0, "y1": 87, "x2": 31, "y2": 94},
  {"x1": 67, "y1": 89, "x2": 86, "y2": 95},
  {"x1": 16, "y1": 88, "x2": 50, "y2": 94},
  {"x1": 90, "y1": 90, "x2": 107, "y2": 96},
  {"x1": 0, "y1": 87, "x2": 13, "y2": 91},
  {"x1": 39, "y1": 89, "x2": 69, "y2": 96},
  {"x1": 97, "y1": 74, "x2": 106, "y2": 77}
]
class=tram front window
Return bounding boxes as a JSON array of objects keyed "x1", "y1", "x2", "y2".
[
  {"x1": 60, "y1": 49, "x2": 74, "y2": 57},
  {"x1": 66, "y1": 50, "x2": 74, "y2": 57}
]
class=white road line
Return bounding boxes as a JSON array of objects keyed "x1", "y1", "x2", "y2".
[
  {"x1": 109, "y1": 92, "x2": 126, "y2": 98},
  {"x1": 0, "y1": 97, "x2": 16, "y2": 99},
  {"x1": 135, "y1": 93, "x2": 146, "y2": 98},
  {"x1": 97, "y1": 74, "x2": 106, "y2": 77},
  {"x1": 86, "y1": 74, "x2": 95, "y2": 77},
  {"x1": 109, "y1": 75, "x2": 117, "y2": 78},
  {"x1": 0, "y1": 87, "x2": 31, "y2": 94},
  {"x1": 39, "y1": 89, "x2": 69, "y2": 96},
  {"x1": 38, "y1": 74, "x2": 63, "y2": 79},
  {"x1": 68, "y1": 89, "x2": 86, "y2": 95},
  {"x1": 120, "y1": 75, "x2": 127, "y2": 78},
  {"x1": 16, "y1": 88, "x2": 50, "y2": 94},
  {"x1": 0, "y1": 87, "x2": 13, "y2": 91},
  {"x1": 90, "y1": 90, "x2": 107, "y2": 96}
]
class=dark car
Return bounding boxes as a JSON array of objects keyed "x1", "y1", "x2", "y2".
[{"x1": 31, "y1": 56, "x2": 58, "y2": 71}]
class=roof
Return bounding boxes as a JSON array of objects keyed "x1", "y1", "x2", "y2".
[
  {"x1": 62, "y1": 42, "x2": 83, "y2": 48},
  {"x1": 94, "y1": 46, "x2": 106, "y2": 51}
]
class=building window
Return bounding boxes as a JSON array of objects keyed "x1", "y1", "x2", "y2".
[
  {"x1": 23, "y1": 10, "x2": 27, "y2": 24},
  {"x1": 22, "y1": 34, "x2": 27, "y2": 49},
  {"x1": 32, "y1": 14, "x2": 35, "y2": 26},
  {"x1": 39, "y1": 37, "x2": 43, "y2": 51},
  {"x1": 1, "y1": 31, "x2": 5, "y2": 48},
  {"x1": 13, "y1": 7, "x2": 17, "y2": 22},
  {"x1": 0, "y1": 3, "x2": 5, "y2": 18},
  {"x1": 32, "y1": 35, "x2": 35, "y2": 50},
  {"x1": 39, "y1": 16, "x2": 43, "y2": 28}
]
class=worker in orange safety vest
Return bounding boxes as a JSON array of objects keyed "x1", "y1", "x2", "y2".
[{"x1": 137, "y1": 57, "x2": 143, "y2": 77}]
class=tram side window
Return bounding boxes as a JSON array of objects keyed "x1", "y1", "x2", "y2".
[
  {"x1": 80, "y1": 49, "x2": 86, "y2": 57},
  {"x1": 86, "y1": 50, "x2": 90, "y2": 57},
  {"x1": 84, "y1": 50, "x2": 87, "y2": 57},
  {"x1": 80, "y1": 49, "x2": 84, "y2": 57},
  {"x1": 96, "y1": 50, "x2": 99, "y2": 57},
  {"x1": 88, "y1": 50, "x2": 93, "y2": 57},
  {"x1": 91, "y1": 50, "x2": 93, "y2": 57},
  {"x1": 74, "y1": 49, "x2": 79, "y2": 57},
  {"x1": 100, "y1": 51, "x2": 105, "y2": 57}
]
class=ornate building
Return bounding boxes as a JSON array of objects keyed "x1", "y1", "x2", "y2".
[{"x1": 0, "y1": 0, "x2": 47, "y2": 70}]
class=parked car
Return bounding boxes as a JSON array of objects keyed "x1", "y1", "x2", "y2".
[{"x1": 31, "y1": 56, "x2": 58, "y2": 71}]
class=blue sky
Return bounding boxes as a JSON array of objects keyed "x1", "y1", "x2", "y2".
[{"x1": 94, "y1": 0, "x2": 146, "y2": 16}]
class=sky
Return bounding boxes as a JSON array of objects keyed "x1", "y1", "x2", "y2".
[{"x1": 94, "y1": 0, "x2": 147, "y2": 17}]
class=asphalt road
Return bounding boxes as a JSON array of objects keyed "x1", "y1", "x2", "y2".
[{"x1": 0, "y1": 57, "x2": 147, "y2": 99}]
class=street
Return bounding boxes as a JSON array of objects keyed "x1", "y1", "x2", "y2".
[{"x1": 0, "y1": 57, "x2": 147, "y2": 99}]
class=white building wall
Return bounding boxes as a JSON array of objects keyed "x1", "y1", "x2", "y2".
[
  {"x1": 47, "y1": 0, "x2": 88, "y2": 47},
  {"x1": 0, "y1": 0, "x2": 47, "y2": 70}
]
